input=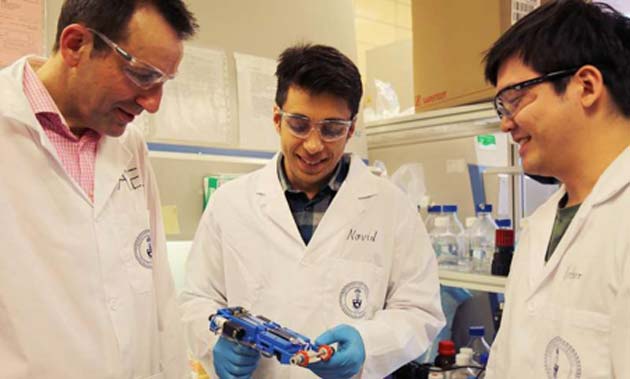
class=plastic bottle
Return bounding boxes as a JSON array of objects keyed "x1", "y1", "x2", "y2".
[
  {"x1": 491, "y1": 227, "x2": 515, "y2": 276},
  {"x1": 466, "y1": 326, "x2": 491, "y2": 366},
  {"x1": 425, "y1": 205, "x2": 442, "y2": 234},
  {"x1": 434, "y1": 340, "x2": 456, "y2": 369},
  {"x1": 469, "y1": 204, "x2": 498, "y2": 274},
  {"x1": 432, "y1": 216, "x2": 459, "y2": 269},
  {"x1": 459, "y1": 217, "x2": 477, "y2": 272}
]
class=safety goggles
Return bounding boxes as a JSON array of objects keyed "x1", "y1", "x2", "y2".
[
  {"x1": 88, "y1": 28, "x2": 174, "y2": 90},
  {"x1": 494, "y1": 68, "x2": 578, "y2": 119},
  {"x1": 278, "y1": 109, "x2": 354, "y2": 142}
]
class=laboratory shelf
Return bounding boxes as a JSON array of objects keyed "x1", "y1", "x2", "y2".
[
  {"x1": 147, "y1": 142, "x2": 273, "y2": 166},
  {"x1": 438, "y1": 269, "x2": 507, "y2": 293},
  {"x1": 365, "y1": 102, "x2": 500, "y2": 148}
]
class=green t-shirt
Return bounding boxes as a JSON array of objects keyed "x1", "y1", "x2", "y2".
[{"x1": 545, "y1": 194, "x2": 581, "y2": 263}]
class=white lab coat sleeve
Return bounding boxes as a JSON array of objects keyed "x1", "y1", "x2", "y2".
[
  {"x1": 352, "y1": 199, "x2": 445, "y2": 379},
  {"x1": 141, "y1": 140, "x2": 188, "y2": 379},
  {"x1": 179, "y1": 201, "x2": 226, "y2": 376}
]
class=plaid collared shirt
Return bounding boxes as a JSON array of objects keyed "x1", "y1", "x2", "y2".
[
  {"x1": 22, "y1": 59, "x2": 100, "y2": 201},
  {"x1": 277, "y1": 153, "x2": 351, "y2": 245}
]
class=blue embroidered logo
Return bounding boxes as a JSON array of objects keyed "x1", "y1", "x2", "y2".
[
  {"x1": 134, "y1": 229, "x2": 153, "y2": 269},
  {"x1": 339, "y1": 281, "x2": 369, "y2": 319},
  {"x1": 544, "y1": 336, "x2": 582, "y2": 379}
]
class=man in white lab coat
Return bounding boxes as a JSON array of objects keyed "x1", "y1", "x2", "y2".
[
  {"x1": 180, "y1": 44, "x2": 445, "y2": 379},
  {"x1": 482, "y1": 1, "x2": 630, "y2": 377},
  {"x1": 0, "y1": 1, "x2": 197, "y2": 378}
]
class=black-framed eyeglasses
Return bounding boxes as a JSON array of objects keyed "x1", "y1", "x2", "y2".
[
  {"x1": 494, "y1": 68, "x2": 579, "y2": 119},
  {"x1": 87, "y1": 28, "x2": 175, "y2": 90},
  {"x1": 277, "y1": 109, "x2": 354, "y2": 142}
]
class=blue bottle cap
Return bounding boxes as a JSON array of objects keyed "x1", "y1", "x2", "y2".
[
  {"x1": 468, "y1": 325, "x2": 485, "y2": 336},
  {"x1": 428, "y1": 205, "x2": 442, "y2": 213},
  {"x1": 475, "y1": 203, "x2": 492, "y2": 213},
  {"x1": 496, "y1": 219, "x2": 512, "y2": 228},
  {"x1": 443, "y1": 205, "x2": 458, "y2": 213}
]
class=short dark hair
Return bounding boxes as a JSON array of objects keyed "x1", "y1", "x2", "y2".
[
  {"x1": 484, "y1": 0, "x2": 630, "y2": 117},
  {"x1": 275, "y1": 43, "x2": 363, "y2": 118},
  {"x1": 53, "y1": 0, "x2": 198, "y2": 52}
]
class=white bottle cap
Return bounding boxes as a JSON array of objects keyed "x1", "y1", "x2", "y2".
[
  {"x1": 459, "y1": 347, "x2": 474, "y2": 357},
  {"x1": 455, "y1": 353, "x2": 469, "y2": 366}
]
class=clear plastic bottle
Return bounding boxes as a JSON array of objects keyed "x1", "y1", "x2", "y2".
[
  {"x1": 469, "y1": 204, "x2": 498, "y2": 274},
  {"x1": 460, "y1": 217, "x2": 477, "y2": 272},
  {"x1": 445, "y1": 205, "x2": 465, "y2": 268},
  {"x1": 425, "y1": 205, "x2": 442, "y2": 234},
  {"x1": 432, "y1": 216, "x2": 459, "y2": 269},
  {"x1": 466, "y1": 326, "x2": 491, "y2": 366}
]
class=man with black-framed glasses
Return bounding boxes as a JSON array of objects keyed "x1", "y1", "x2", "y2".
[
  {"x1": 181, "y1": 43, "x2": 445, "y2": 379},
  {"x1": 0, "y1": 0, "x2": 197, "y2": 378},
  {"x1": 482, "y1": 1, "x2": 630, "y2": 378}
]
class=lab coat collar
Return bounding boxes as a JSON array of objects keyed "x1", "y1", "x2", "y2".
[
  {"x1": 524, "y1": 147, "x2": 630, "y2": 297},
  {"x1": 93, "y1": 133, "x2": 133, "y2": 217},
  {"x1": 305, "y1": 155, "x2": 379, "y2": 256},
  {"x1": 0, "y1": 56, "x2": 95, "y2": 204},
  {"x1": 587, "y1": 146, "x2": 630, "y2": 207},
  {"x1": 0, "y1": 56, "x2": 57, "y2": 155},
  {"x1": 255, "y1": 153, "x2": 379, "y2": 255}
]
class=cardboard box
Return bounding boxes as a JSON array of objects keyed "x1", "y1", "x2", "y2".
[{"x1": 412, "y1": 0, "x2": 542, "y2": 112}]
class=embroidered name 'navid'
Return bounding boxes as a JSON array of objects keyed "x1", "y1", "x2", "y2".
[{"x1": 346, "y1": 228, "x2": 378, "y2": 242}]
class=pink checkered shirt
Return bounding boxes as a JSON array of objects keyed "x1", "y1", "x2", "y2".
[{"x1": 22, "y1": 60, "x2": 100, "y2": 202}]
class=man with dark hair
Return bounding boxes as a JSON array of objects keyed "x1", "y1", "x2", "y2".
[
  {"x1": 482, "y1": 1, "x2": 630, "y2": 377},
  {"x1": 180, "y1": 43, "x2": 444, "y2": 379},
  {"x1": 0, "y1": 0, "x2": 197, "y2": 378}
]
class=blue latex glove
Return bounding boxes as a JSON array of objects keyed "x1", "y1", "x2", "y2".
[
  {"x1": 213, "y1": 336, "x2": 260, "y2": 379},
  {"x1": 308, "y1": 324, "x2": 366, "y2": 379}
]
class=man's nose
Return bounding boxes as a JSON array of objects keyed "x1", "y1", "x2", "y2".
[
  {"x1": 136, "y1": 85, "x2": 164, "y2": 114},
  {"x1": 302, "y1": 127, "x2": 325, "y2": 154}
]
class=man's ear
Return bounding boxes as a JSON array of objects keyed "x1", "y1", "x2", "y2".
[
  {"x1": 575, "y1": 64, "x2": 604, "y2": 109},
  {"x1": 58, "y1": 24, "x2": 91, "y2": 67},
  {"x1": 273, "y1": 105, "x2": 282, "y2": 134},
  {"x1": 346, "y1": 120, "x2": 356, "y2": 140}
]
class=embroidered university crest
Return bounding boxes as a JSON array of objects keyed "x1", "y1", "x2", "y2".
[
  {"x1": 544, "y1": 336, "x2": 582, "y2": 379},
  {"x1": 134, "y1": 229, "x2": 153, "y2": 269},
  {"x1": 339, "y1": 281, "x2": 369, "y2": 319}
]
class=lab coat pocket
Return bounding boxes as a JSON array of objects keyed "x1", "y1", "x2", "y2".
[
  {"x1": 327, "y1": 258, "x2": 386, "y2": 321},
  {"x1": 117, "y1": 207, "x2": 154, "y2": 294},
  {"x1": 541, "y1": 305, "x2": 611, "y2": 378}
]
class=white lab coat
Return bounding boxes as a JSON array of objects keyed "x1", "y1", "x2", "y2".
[
  {"x1": 180, "y1": 153, "x2": 445, "y2": 379},
  {"x1": 486, "y1": 147, "x2": 630, "y2": 379},
  {"x1": 0, "y1": 57, "x2": 187, "y2": 379}
]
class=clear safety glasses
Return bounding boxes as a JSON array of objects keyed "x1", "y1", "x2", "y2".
[
  {"x1": 494, "y1": 68, "x2": 578, "y2": 119},
  {"x1": 278, "y1": 109, "x2": 354, "y2": 142},
  {"x1": 88, "y1": 28, "x2": 174, "y2": 90}
]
